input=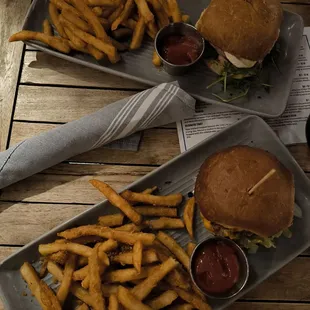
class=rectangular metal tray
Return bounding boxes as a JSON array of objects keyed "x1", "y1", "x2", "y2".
[
  {"x1": 21, "y1": 0, "x2": 303, "y2": 117},
  {"x1": 2, "y1": 115, "x2": 310, "y2": 309}
]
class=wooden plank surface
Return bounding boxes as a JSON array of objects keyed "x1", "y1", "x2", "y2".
[{"x1": 0, "y1": 0, "x2": 30, "y2": 151}]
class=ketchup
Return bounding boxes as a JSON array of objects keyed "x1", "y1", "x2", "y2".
[
  {"x1": 193, "y1": 241, "x2": 240, "y2": 294},
  {"x1": 161, "y1": 35, "x2": 200, "y2": 65}
]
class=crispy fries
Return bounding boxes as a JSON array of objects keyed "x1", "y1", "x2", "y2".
[
  {"x1": 134, "y1": 0, "x2": 154, "y2": 22},
  {"x1": 108, "y1": 293, "x2": 119, "y2": 310},
  {"x1": 50, "y1": 0, "x2": 81, "y2": 16},
  {"x1": 98, "y1": 214, "x2": 124, "y2": 227},
  {"x1": 57, "y1": 254, "x2": 76, "y2": 305},
  {"x1": 129, "y1": 16, "x2": 146, "y2": 50},
  {"x1": 153, "y1": 50, "x2": 162, "y2": 67},
  {"x1": 183, "y1": 197, "x2": 195, "y2": 239},
  {"x1": 133, "y1": 240, "x2": 143, "y2": 273},
  {"x1": 9, "y1": 31, "x2": 71, "y2": 54},
  {"x1": 62, "y1": 9, "x2": 92, "y2": 32},
  {"x1": 88, "y1": 0, "x2": 121, "y2": 6},
  {"x1": 117, "y1": 286, "x2": 152, "y2": 310},
  {"x1": 39, "y1": 242, "x2": 93, "y2": 257},
  {"x1": 111, "y1": 0, "x2": 135, "y2": 30},
  {"x1": 112, "y1": 249, "x2": 158, "y2": 265},
  {"x1": 135, "y1": 206, "x2": 177, "y2": 217},
  {"x1": 182, "y1": 14, "x2": 190, "y2": 23},
  {"x1": 49, "y1": 2, "x2": 67, "y2": 38},
  {"x1": 43, "y1": 19, "x2": 53, "y2": 36},
  {"x1": 39, "y1": 280, "x2": 62, "y2": 310},
  {"x1": 147, "y1": 290, "x2": 178, "y2": 309},
  {"x1": 115, "y1": 223, "x2": 143, "y2": 232},
  {"x1": 47, "y1": 261, "x2": 94, "y2": 306},
  {"x1": 102, "y1": 284, "x2": 119, "y2": 297},
  {"x1": 87, "y1": 44, "x2": 105, "y2": 60},
  {"x1": 48, "y1": 251, "x2": 69, "y2": 265},
  {"x1": 174, "y1": 287, "x2": 212, "y2": 310},
  {"x1": 157, "y1": 231, "x2": 190, "y2": 271},
  {"x1": 146, "y1": 217, "x2": 184, "y2": 230},
  {"x1": 186, "y1": 242, "x2": 196, "y2": 257},
  {"x1": 63, "y1": 25, "x2": 87, "y2": 49},
  {"x1": 20, "y1": 262, "x2": 48, "y2": 310},
  {"x1": 89, "y1": 247, "x2": 105, "y2": 310},
  {"x1": 131, "y1": 257, "x2": 178, "y2": 300},
  {"x1": 167, "y1": 0, "x2": 182, "y2": 22},
  {"x1": 92, "y1": 6, "x2": 104, "y2": 16},
  {"x1": 76, "y1": 304, "x2": 89, "y2": 310},
  {"x1": 122, "y1": 190, "x2": 183, "y2": 206},
  {"x1": 90, "y1": 180, "x2": 142, "y2": 224},
  {"x1": 108, "y1": 5, "x2": 124, "y2": 23}
]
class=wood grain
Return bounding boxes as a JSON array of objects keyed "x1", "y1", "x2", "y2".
[
  {"x1": 8, "y1": 121, "x2": 310, "y2": 171},
  {"x1": 0, "y1": 163, "x2": 154, "y2": 203},
  {"x1": 15, "y1": 86, "x2": 137, "y2": 122},
  {"x1": 0, "y1": 0, "x2": 30, "y2": 151},
  {"x1": 9, "y1": 122, "x2": 180, "y2": 165},
  {"x1": 21, "y1": 52, "x2": 146, "y2": 89}
]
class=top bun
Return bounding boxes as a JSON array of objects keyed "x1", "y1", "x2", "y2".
[
  {"x1": 196, "y1": 0, "x2": 283, "y2": 61},
  {"x1": 194, "y1": 146, "x2": 294, "y2": 237}
]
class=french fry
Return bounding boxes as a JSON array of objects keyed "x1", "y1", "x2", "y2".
[
  {"x1": 169, "y1": 304, "x2": 194, "y2": 310},
  {"x1": 63, "y1": 26, "x2": 87, "y2": 49},
  {"x1": 146, "y1": 20, "x2": 158, "y2": 39},
  {"x1": 109, "y1": 294, "x2": 119, "y2": 310},
  {"x1": 115, "y1": 223, "x2": 143, "y2": 232},
  {"x1": 39, "y1": 242, "x2": 93, "y2": 257},
  {"x1": 40, "y1": 280, "x2": 62, "y2": 310},
  {"x1": 186, "y1": 242, "x2": 196, "y2": 257},
  {"x1": 87, "y1": 44, "x2": 105, "y2": 60},
  {"x1": 102, "y1": 284, "x2": 119, "y2": 297},
  {"x1": 50, "y1": 0, "x2": 81, "y2": 16},
  {"x1": 20, "y1": 262, "x2": 48, "y2": 310},
  {"x1": 43, "y1": 19, "x2": 53, "y2": 36},
  {"x1": 146, "y1": 0, "x2": 161, "y2": 10},
  {"x1": 77, "y1": 256, "x2": 89, "y2": 267},
  {"x1": 89, "y1": 180, "x2": 142, "y2": 224},
  {"x1": 110, "y1": 37, "x2": 129, "y2": 51},
  {"x1": 102, "y1": 7, "x2": 115, "y2": 18},
  {"x1": 71, "y1": 0, "x2": 110, "y2": 41},
  {"x1": 182, "y1": 14, "x2": 190, "y2": 23},
  {"x1": 133, "y1": 240, "x2": 143, "y2": 273},
  {"x1": 47, "y1": 261, "x2": 94, "y2": 306},
  {"x1": 87, "y1": 0, "x2": 121, "y2": 6},
  {"x1": 99, "y1": 239, "x2": 119, "y2": 253},
  {"x1": 71, "y1": 235, "x2": 103, "y2": 244},
  {"x1": 98, "y1": 214, "x2": 124, "y2": 227},
  {"x1": 131, "y1": 257, "x2": 178, "y2": 300},
  {"x1": 76, "y1": 304, "x2": 89, "y2": 310},
  {"x1": 146, "y1": 217, "x2": 184, "y2": 230},
  {"x1": 117, "y1": 286, "x2": 152, "y2": 310},
  {"x1": 147, "y1": 290, "x2": 178, "y2": 309},
  {"x1": 157, "y1": 0, "x2": 170, "y2": 17},
  {"x1": 111, "y1": 0, "x2": 135, "y2": 30},
  {"x1": 152, "y1": 51, "x2": 162, "y2": 67},
  {"x1": 108, "y1": 5, "x2": 124, "y2": 23},
  {"x1": 57, "y1": 225, "x2": 155, "y2": 245},
  {"x1": 57, "y1": 254, "x2": 76, "y2": 305},
  {"x1": 154, "y1": 9, "x2": 169, "y2": 28},
  {"x1": 157, "y1": 231, "x2": 190, "y2": 271},
  {"x1": 64, "y1": 23, "x2": 118, "y2": 63},
  {"x1": 167, "y1": 0, "x2": 182, "y2": 22},
  {"x1": 89, "y1": 247, "x2": 105, "y2": 310},
  {"x1": 111, "y1": 28, "x2": 132, "y2": 39},
  {"x1": 39, "y1": 258, "x2": 48, "y2": 278},
  {"x1": 48, "y1": 251, "x2": 69, "y2": 265},
  {"x1": 136, "y1": 206, "x2": 177, "y2": 217},
  {"x1": 174, "y1": 287, "x2": 211, "y2": 310},
  {"x1": 121, "y1": 18, "x2": 136, "y2": 30},
  {"x1": 62, "y1": 9, "x2": 92, "y2": 32},
  {"x1": 9, "y1": 31, "x2": 71, "y2": 54},
  {"x1": 81, "y1": 263, "x2": 107, "y2": 289},
  {"x1": 112, "y1": 249, "x2": 158, "y2": 265},
  {"x1": 183, "y1": 197, "x2": 195, "y2": 239},
  {"x1": 92, "y1": 6, "x2": 103, "y2": 16},
  {"x1": 122, "y1": 190, "x2": 183, "y2": 207},
  {"x1": 105, "y1": 265, "x2": 158, "y2": 283},
  {"x1": 49, "y1": 2, "x2": 68, "y2": 38},
  {"x1": 134, "y1": 0, "x2": 154, "y2": 22}
]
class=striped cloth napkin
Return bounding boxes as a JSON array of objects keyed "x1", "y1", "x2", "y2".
[{"x1": 0, "y1": 82, "x2": 196, "y2": 189}]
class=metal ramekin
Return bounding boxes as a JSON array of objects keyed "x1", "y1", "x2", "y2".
[
  {"x1": 189, "y1": 236, "x2": 249, "y2": 299},
  {"x1": 154, "y1": 22, "x2": 205, "y2": 76}
]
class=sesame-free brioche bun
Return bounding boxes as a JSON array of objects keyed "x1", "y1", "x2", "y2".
[
  {"x1": 194, "y1": 146, "x2": 294, "y2": 238},
  {"x1": 196, "y1": 0, "x2": 283, "y2": 61}
]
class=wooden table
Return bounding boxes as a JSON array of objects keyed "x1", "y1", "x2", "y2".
[{"x1": 1, "y1": 1, "x2": 310, "y2": 309}]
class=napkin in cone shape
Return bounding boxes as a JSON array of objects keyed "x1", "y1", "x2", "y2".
[{"x1": 0, "y1": 82, "x2": 195, "y2": 189}]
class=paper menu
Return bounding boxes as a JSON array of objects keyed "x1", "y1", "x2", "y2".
[{"x1": 177, "y1": 27, "x2": 310, "y2": 152}]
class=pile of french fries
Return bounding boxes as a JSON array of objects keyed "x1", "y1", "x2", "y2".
[
  {"x1": 9, "y1": 0, "x2": 189, "y2": 67},
  {"x1": 20, "y1": 179, "x2": 211, "y2": 310}
]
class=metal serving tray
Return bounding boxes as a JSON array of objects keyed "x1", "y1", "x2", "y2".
[
  {"x1": 1, "y1": 115, "x2": 310, "y2": 309},
  {"x1": 22, "y1": 0, "x2": 303, "y2": 117}
]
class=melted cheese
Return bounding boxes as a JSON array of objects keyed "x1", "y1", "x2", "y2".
[{"x1": 224, "y1": 52, "x2": 257, "y2": 69}]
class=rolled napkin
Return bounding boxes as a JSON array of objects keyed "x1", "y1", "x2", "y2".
[{"x1": 0, "y1": 82, "x2": 195, "y2": 189}]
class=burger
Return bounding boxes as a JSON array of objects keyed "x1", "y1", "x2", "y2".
[
  {"x1": 195, "y1": 0, "x2": 283, "y2": 100},
  {"x1": 195, "y1": 146, "x2": 295, "y2": 252}
]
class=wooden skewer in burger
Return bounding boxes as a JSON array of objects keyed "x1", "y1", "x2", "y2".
[{"x1": 195, "y1": 146, "x2": 294, "y2": 252}]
